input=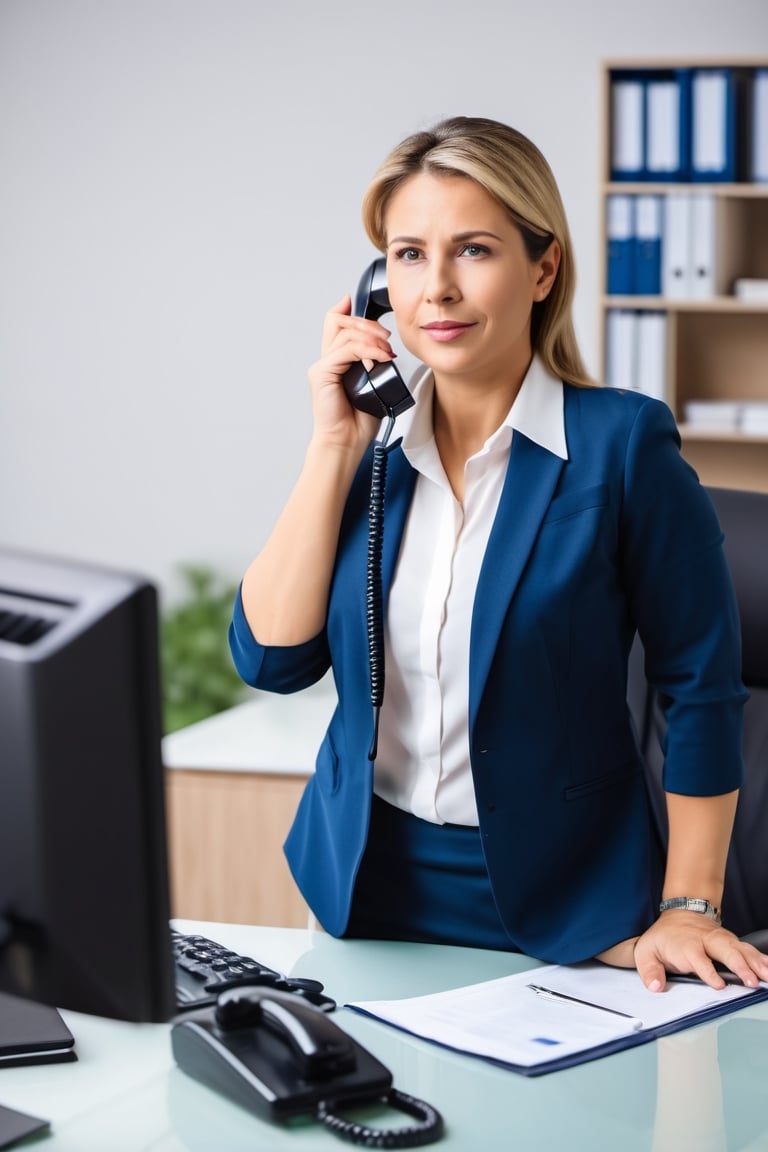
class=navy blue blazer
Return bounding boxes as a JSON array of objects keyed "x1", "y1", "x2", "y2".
[{"x1": 230, "y1": 384, "x2": 746, "y2": 963}]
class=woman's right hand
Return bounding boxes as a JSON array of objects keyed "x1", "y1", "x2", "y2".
[
  {"x1": 238, "y1": 294, "x2": 399, "y2": 646},
  {"x1": 307, "y1": 294, "x2": 397, "y2": 453}
]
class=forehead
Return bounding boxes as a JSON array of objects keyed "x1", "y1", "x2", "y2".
[{"x1": 385, "y1": 172, "x2": 510, "y2": 237}]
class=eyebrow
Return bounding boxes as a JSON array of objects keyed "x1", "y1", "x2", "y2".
[{"x1": 387, "y1": 230, "x2": 504, "y2": 247}]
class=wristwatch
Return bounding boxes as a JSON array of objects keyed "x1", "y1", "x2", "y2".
[{"x1": 659, "y1": 897, "x2": 721, "y2": 924}]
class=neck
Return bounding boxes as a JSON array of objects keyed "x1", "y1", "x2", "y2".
[{"x1": 431, "y1": 356, "x2": 532, "y2": 497}]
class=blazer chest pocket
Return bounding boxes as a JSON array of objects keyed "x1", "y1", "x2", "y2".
[
  {"x1": 564, "y1": 763, "x2": 640, "y2": 802},
  {"x1": 542, "y1": 483, "x2": 610, "y2": 526}
]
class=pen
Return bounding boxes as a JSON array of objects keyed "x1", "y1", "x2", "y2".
[{"x1": 527, "y1": 984, "x2": 643, "y2": 1030}]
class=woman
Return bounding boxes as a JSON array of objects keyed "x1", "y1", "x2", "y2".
[{"x1": 230, "y1": 116, "x2": 768, "y2": 992}]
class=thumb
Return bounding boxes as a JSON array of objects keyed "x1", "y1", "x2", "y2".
[
  {"x1": 634, "y1": 946, "x2": 667, "y2": 993},
  {"x1": 320, "y1": 295, "x2": 353, "y2": 353},
  {"x1": 330, "y1": 294, "x2": 352, "y2": 316}
]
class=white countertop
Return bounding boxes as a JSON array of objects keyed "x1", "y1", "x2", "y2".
[{"x1": 162, "y1": 675, "x2": 336, "y2": 775}]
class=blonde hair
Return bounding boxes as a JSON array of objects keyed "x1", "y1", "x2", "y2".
[{"x1": 362, "y1": 116, "x2": 596, "y2": 388}]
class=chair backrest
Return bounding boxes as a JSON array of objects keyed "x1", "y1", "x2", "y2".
[{"x1": 628, "y1": 487, "x2": 768, "y2": 938}]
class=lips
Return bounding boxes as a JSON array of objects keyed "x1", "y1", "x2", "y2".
[{"x1": 421, "y1": 321, "x2": 476, "y2": 343}]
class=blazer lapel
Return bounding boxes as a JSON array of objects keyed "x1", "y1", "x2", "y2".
[{"x1": 469, "y1": 432, "x2": 565, "y2": 730}]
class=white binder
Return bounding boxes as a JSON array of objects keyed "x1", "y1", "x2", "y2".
[
  {"x1": 611, "y1": 80, "x2": 644, "y2": 178},
  {"x1": 690, "y1": 193, "x2": 716, "y2": 299},
  {"x1": 662, "y1": 193, "x2": 692, "y2": 299},
  {"x1": 605, "y1": 310, "x2": 637, "y2": 391},
  {"x1": 646, "y1": 79, "x2": 681, "y2": 177},
  {"x1": 636, "y1": 313, "x2": 667, "y2": 402},
  {"x1": 692, "y1": 71, "x2": 728, "y2": 176}
]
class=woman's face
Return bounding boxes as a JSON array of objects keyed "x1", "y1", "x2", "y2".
[{"x1": 384, "y1": 172, "x2": 559, "y2": 389}]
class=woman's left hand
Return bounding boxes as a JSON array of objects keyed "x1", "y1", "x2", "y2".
[{"x1": 598, "y1": 915, "x2": 768, "y2": 991}]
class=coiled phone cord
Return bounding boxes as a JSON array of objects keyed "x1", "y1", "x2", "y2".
[
  {"x1": 366, "y1": 412, "x2": 397, "y2": 761},
  {"x1": 318, "y1": 1087, "x2": 444, "y2": 1147}
]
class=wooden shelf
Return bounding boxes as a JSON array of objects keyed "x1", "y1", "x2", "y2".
[
  {"x1": 605, "y1": 182, "x2": 768, "y2": 198},
  {"x1": 679, "y1": 425, "x2": 768, "y2": 444},
  {"x1": 600, "y1": 59, "x2": 768, "y2": 493},
  {"x1": 603, "y1": 296, "x2": 768, "y2": 313}
]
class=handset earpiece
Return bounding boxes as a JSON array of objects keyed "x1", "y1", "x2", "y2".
[{"x1": 342, "y1": 258, "x2": 414, "y2": 419}]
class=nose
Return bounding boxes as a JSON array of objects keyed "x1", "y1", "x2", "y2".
[{"x1": 424, "y1": 257, "x2": 460, "y2": 305}]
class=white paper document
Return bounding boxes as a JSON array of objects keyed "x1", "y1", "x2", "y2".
[{"x1": 347, "y1": 962, "x2": 764, "y2": 1074}]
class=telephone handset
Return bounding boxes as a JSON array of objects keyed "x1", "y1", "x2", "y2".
[
  {"x1": 171, "y1": 986, "x2": 443, "y2": 1146},
  {"x1": 342, "y1": 257, "x2": 415, "y2": 419}
]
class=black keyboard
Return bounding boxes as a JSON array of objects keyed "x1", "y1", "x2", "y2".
[{"x1": 171, "y1": 929, "x2": 336, "y2": 1013}]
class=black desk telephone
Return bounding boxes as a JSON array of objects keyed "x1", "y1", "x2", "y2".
[
  {"x1": 343, "y1": 259, "x2": 415, "y2": 762},
  {"x1": 171, "y1": 986, "x2": 443, "y2": 1146}
]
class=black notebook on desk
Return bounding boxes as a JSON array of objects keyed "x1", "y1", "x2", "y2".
[
  {"x1": 0, "y1": 992, "x2": 76, "y2": 1067},
  {"x1": 0, "y1": 1104, "x2": 50, "y2": 1150}
]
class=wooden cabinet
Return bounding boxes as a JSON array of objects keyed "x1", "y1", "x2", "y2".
[
  {"x1": 600, "y1": 59, "x2": 768, "y2": 492},
  {"x1": 161, "y1": 684, "x2": 337, "y2": 927},
  {"x1": 165, "y1": 768, "x2": 310, "y2": 928}
]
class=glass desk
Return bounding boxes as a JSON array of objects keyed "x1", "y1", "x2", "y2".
[{"x1": 1, "y1": 920, "x2": 766, "y2": 1151}]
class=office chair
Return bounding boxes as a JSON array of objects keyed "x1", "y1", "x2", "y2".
[{"x1": 628, "y1": 487, "x2": 768, "y2": 947}]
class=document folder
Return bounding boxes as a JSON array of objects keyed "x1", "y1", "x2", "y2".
[{"x1": 348, "y1": 961, "x2": 768, "y2": 1077}]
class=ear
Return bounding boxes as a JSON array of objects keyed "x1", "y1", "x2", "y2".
[{"x1": 533, "y1": 239, "x2": 561, "y2": 302}]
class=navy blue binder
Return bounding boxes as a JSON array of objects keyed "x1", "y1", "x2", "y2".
[
  {"x1": 606, "y1": 195, "x2": 635, "y2": 294},
  {"x1": 691, "y1": 67, "x2": 751, "y2": 182},
  {"x1": 634, "y1": 195, "x2": 663, "y2": 295}
]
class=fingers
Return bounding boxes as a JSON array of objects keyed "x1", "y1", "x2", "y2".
[
  {"x1": 718, "y1": 939, "x2": 768, "y2": 988},
  {"x1": 320, "y1": 296, "x2": 394, "y2": 364},
  {"x1": 633, "y1": 917, "x2": 768, "y2": 993}
]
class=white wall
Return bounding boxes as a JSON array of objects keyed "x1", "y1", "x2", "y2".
[{"x1": 2, "y1": 0, "x2": 767, "y2": 602}]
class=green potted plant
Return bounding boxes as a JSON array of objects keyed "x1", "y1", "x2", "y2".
[{"x1": 161, "y1": 564, "x2": 247, "y2": 733}]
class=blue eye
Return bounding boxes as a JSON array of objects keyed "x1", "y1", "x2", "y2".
[{"x1": 460, "y1": 243, "x2": 489, "y2": 257}]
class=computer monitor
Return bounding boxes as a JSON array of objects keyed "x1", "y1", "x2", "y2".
[{"x1": 0, "y1": 546, "x2": 176, "y2": 1024}]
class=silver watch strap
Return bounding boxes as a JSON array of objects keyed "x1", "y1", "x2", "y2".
[{"x1": 659, "y1": 896, "x2": 721, "y2": 923}]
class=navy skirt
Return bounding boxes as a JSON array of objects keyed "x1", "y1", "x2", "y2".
[{"x1": 345, "y1": 793, "x2": 521, "y2": 952}]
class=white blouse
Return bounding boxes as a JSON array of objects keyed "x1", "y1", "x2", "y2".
[{"x1": 373, "y1": 356, "x2": 568, "y2": 826}]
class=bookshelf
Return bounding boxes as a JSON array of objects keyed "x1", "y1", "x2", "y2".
[{"x1": 600, "y1": 59, "x2": 768, "y2": 492}]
